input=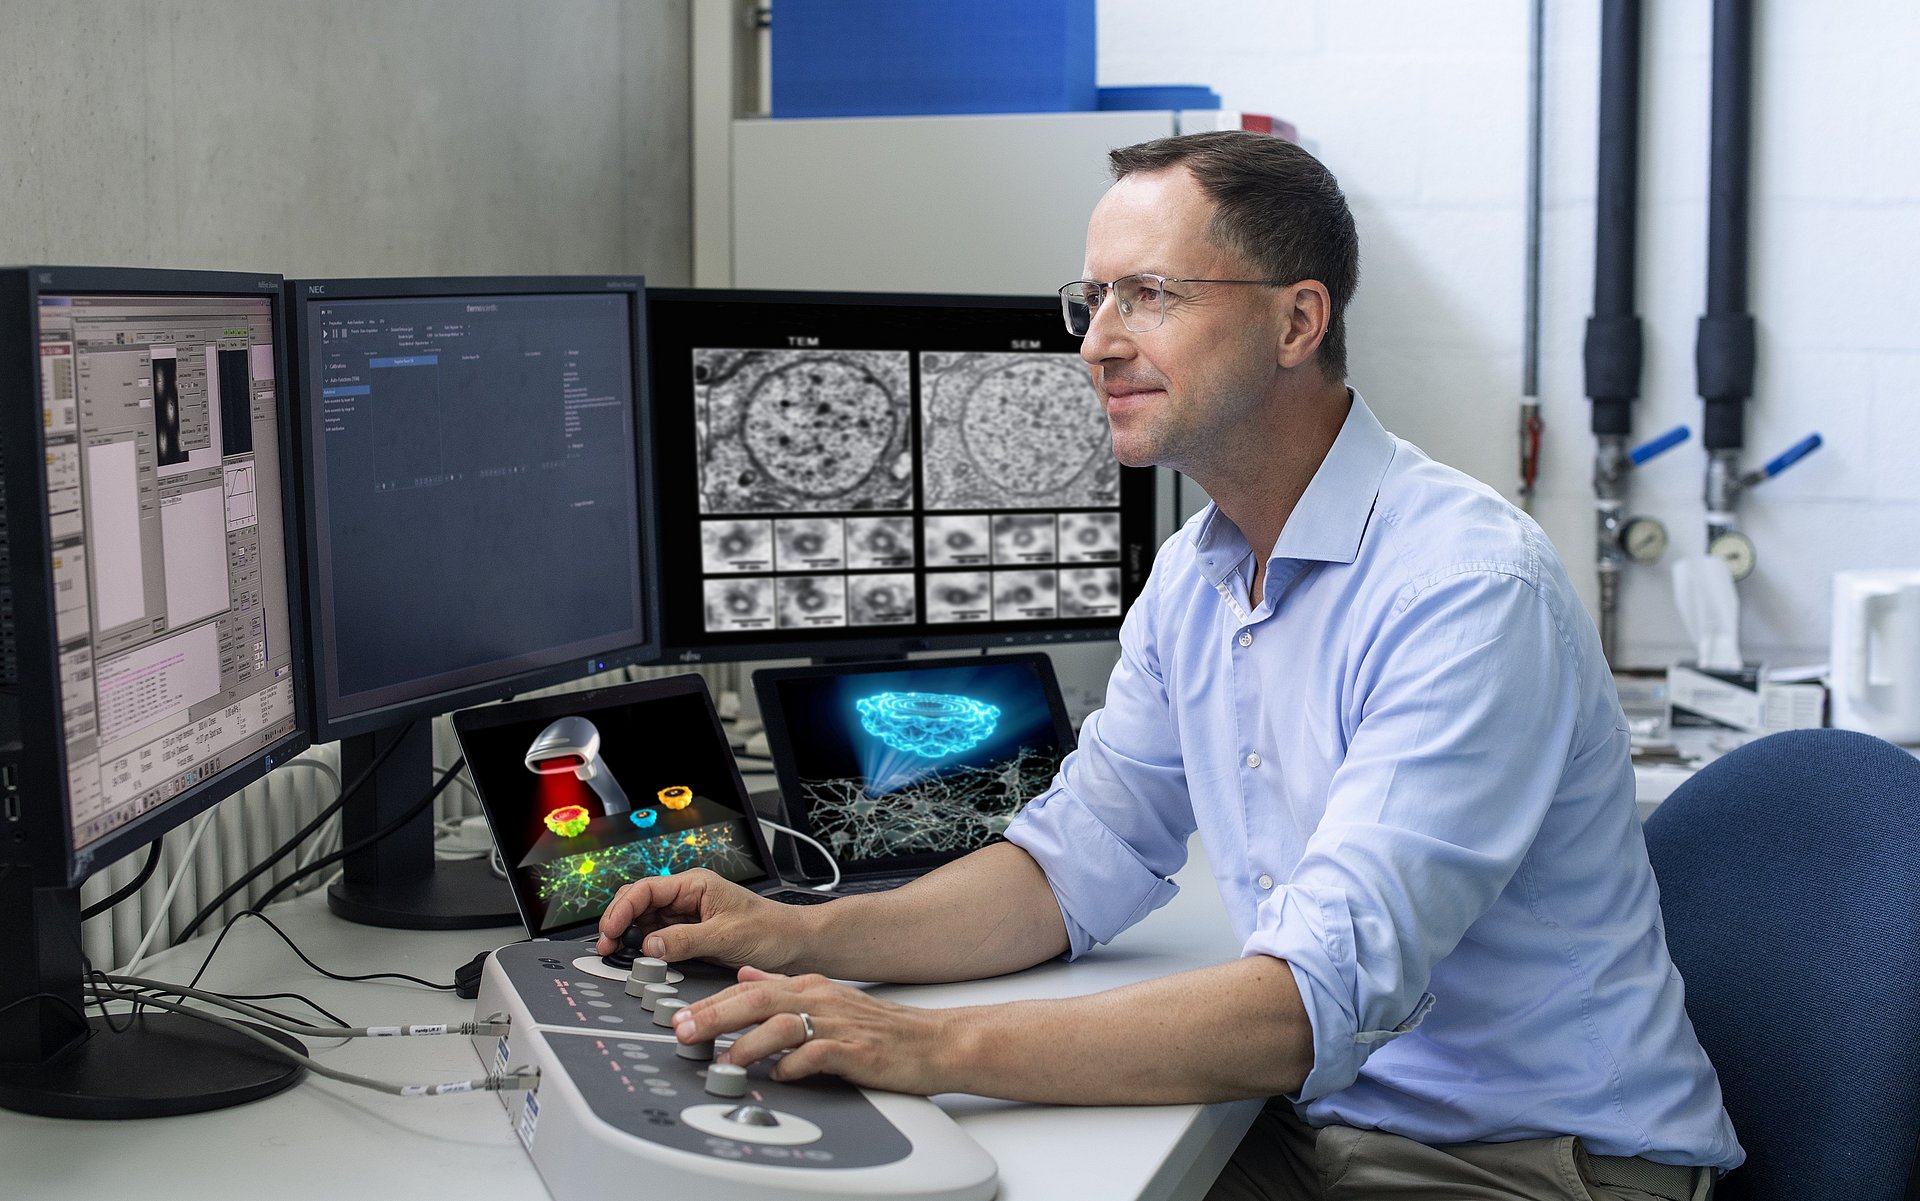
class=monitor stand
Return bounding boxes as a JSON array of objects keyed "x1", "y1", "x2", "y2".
[
  {"x1": 0, "y1": 873, "x2": 305, "y2": 1118},
  {"x1": 326, "y1": 721, "x2": 517, "y2": 930}
]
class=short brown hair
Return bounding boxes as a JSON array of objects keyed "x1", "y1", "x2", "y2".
[{"x1": 1109, "y1": 131, "x2": 1359, "y2": 382}]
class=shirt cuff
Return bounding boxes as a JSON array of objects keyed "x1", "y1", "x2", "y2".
[
  {"x1": 1004, "y1": 787, "x2": 1180, "y2": 959},
  {"x1": 1245, "y1": 884, "x2": 1436, "y2": 1102}
]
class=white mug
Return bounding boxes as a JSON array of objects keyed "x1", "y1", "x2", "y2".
[{"x1": 1830, "y1": 570, "x2": 1920, "y2": 745}]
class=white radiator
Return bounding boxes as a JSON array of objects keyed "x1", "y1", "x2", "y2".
[{"x1": 78, "y1": 664, "x2": 744, "y2": 970}]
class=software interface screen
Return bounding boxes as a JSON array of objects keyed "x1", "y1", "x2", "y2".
[
  {"x1": 303, "y1": 293, "x2": 645, "y2": 717},
  {"x1": 39, "y1": 292, "x2": 300, "y2": 855},
  {"x1": 463, "y1": 690, "x2": 767, "y2": 934},
  {"x1": 765, "y1": 660, "x2": 1068, "y2": 873},
  {"x1": 649, "y1": 297, "x2": 1149, "y2": 652}
]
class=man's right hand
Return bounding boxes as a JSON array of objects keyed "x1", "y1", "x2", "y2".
[{"x1": 593, "y1": 870, "x2": 794, "y2": 969}]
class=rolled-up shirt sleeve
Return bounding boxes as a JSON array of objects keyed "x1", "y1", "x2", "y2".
[
  {"x1": 1005, "y1": 560, "x2": 1197, "y2": 958},
  {"x1": 1246, "y1": 566, "x2": 1584, "y2": 1102}
]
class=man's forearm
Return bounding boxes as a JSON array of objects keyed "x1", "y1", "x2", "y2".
[
  {"x1": 783, "y1": 842, "x2": 1070, "y2": 983},
  {"x1": 931, "y1": 953, "x2": 1313, "y2": 1104}
]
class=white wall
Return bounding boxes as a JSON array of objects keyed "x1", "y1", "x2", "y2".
[
  {"x1": 0, "y1": 0, "x2": 691, "y2": 281},
  {"x1": 1100, "y1": 0, "x2": 1920, "y2": 668}
]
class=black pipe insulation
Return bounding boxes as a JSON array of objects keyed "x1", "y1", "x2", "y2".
[
  {"x1": 1698, "y1": 0, "x2": 1756, "y2": 452},
  {"x1": 1584, "y1": 0, "x2": 1644, "y2": 438}
]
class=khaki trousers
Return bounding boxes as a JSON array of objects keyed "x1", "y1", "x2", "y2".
[{"x1": 1206, "y1": 1098, "x2": 1714, "y2": 1201}]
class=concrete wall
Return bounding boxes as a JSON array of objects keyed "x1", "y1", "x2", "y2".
[
  {"x1": 1100, "y1": 0, "x2": 1920, "y2": 669},
  {"x1": 0, "y1": 0, "x2": 691, "y2": 282}
]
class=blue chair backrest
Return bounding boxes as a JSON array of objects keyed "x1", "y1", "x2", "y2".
[{"x1": 1642, "y1": 728, "x2": 1920, "y2": 1201}]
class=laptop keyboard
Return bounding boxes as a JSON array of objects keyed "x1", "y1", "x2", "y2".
[{"x1": 766, "y1": 889, "x2": 839, "y2": 906}]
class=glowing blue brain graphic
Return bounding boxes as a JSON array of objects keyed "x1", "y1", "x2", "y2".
[{"x1": 856, "y1": 692, "x2": 1000, "y2": 759}]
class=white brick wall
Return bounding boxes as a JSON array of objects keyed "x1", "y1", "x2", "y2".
[{"x1": 1099, "y1": 0, "x2": 1920, "y2": 668}]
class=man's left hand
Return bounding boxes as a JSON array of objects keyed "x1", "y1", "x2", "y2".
[{"x1": 670, "y1": 966, "x2": 967, "y2": 1097}]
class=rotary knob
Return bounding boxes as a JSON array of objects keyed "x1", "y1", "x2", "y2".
[{"x1": 704, "y1": 1063, "x2": 749, "y2": 1097}]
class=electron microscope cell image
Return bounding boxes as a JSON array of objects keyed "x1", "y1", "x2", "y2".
[
  {"x1": 700, "y1": 519, "x2": 774, "y2": 574},
  {"x1": 922, "y1": 513, "x2": 991, "y2": 567},
  {"x1": 703, "y1": 576, "x2": 774, "y2": 632},
  {"x1": 1059, "y1": 566, "x2": 1122, "y2": 619},
  {"x1": 694, "y1": 348, "x2": 912, "y2": 513},
  {"x1": 845, "y1": 515, "x2": 916, "y2": 569},
  {"x1": 774, "y1": 516, "x2": 847, "y2": 572},
  {"x1": 992, "y1": 569, "x2": 1058, "y2": 621},
  {"x1": 1057, "y1": 511, "x2": 1122, "y2": 563},
  {"x1": 919, "y1": 351, "x2": 1116, "y2": 510},
  {"x1": 847, "y1": 573, "x2": 916, "y2": 626},
  {"x1": 924, "y1": 572, "x2": 991, "y2": 624},
  {"x1": 991, "y1": 513, "x2": 1057, "y2": 565},
  {"x1": 856, "y1": 692, "x2": 1001, "y2": 759},
  {"x1": 776, "y1": 574, "x2": 848, "y2": 629}
]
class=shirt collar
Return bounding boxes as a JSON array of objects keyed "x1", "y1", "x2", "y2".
[{"x1": 1189, "y1": 389, "x2": 1396, "y2": 573}]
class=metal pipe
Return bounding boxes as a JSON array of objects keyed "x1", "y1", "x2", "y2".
[{"x1": 1518, "y1": 0, "x2": 1546, "y2": 509}]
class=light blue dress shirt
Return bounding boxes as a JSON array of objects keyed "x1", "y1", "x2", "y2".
[{"x1": 1005, "y1": 393, "x2": 1743, "y2": 1169}]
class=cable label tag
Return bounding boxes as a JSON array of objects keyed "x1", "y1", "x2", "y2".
[
  {"x1": 495, "y1": 1036, "x2": 511, "y2": 1075},
  {"x1": 434, "y1": 1081, "x2": 475, "y2": 1095},
  {"x1": 518, "y1": 1092, "x2": 540, "y2": 1150},
  {"x1": 408, "y1": 1024, "x2": 449, "y2": 1036},
  {"x1": 368, "y1": 1026, "x2": 403, "y2": 1037}
]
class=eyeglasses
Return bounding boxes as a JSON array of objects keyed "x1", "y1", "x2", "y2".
[{"x1": 1057, "y1": 273, "x2": 1292, "y2": 337}]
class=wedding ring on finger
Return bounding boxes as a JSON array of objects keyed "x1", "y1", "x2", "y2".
[{"x1": 797, "y1": 1012, "x2": 816, "y2": 1044}]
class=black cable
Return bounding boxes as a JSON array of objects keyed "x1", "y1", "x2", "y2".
[
  {"x1": 184, "y1": 906, "x2": 454, "y2": 995},
  {"x1": 174, "y1": 721, "x2": 417, "y2": 944},
  {"x1": 99, "y1": 978, "x2": 354, "y2": 1034},
  {"x1": 217, "y1": 991, "x2": 353, "y2": 1029},
  {"x1": 80, "y1": 841, "x2": 164, "y2": 920},
  {"x1": 0, "y1": 990, "x2": 94, "y2": 1029},
  {"x1": 249, "y1": 757, "x2": 467, "y2": 915}
]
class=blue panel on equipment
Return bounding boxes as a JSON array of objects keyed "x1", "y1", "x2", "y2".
[
  {"x1": 1097, "y1": 86, "x2": 1221, "y2": 111},
  {"x1": 773, "y1": 0, "x2": 1097, "y2": 118}
]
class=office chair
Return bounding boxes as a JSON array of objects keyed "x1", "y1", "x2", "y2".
[{"x1": 1642, "y1": 728, "x2": 1920, "y2": 1201}]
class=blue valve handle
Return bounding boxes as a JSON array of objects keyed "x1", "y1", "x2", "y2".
[
  {"x1": 1762, "y1": 433, "x2": 1823, "y2": 478},
  {"x1": 1628, "y1": 425, "x2": 1691, "y2": 466}
]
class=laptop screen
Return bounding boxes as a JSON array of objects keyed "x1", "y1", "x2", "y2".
[
  {"x1": 452, "y1": 675, "x2": 783, "y2": 938},
  {"x1": 753, "y1": 654, "x2": 1076, "y2": 882}
]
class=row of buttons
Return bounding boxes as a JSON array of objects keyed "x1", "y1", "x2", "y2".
[
  {"x1": 1239, "y1": 626, "x2": 1274, "y2": 891},
  {"x1": 704, "y1": 1137, "x2": 834, "y2": 1163}
]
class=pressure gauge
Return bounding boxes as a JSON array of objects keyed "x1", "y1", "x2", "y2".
[
  {"x1": 1618, "y1": 517, "x2": 1669, "y2": 564},
  {"x1": 1708, "y1": 529, "x2": 1757, "y2": 581}
]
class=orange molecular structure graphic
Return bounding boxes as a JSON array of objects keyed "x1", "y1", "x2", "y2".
[
  {"x1": 544, "y1": 805, "x2": 591, "y2": 838},
  {"x1": 657, "y1": 786, "x2": 693, "y2": 811}
]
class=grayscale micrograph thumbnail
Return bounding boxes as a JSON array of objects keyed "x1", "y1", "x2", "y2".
[
  {"x1": 919, "y1": 351, "x2": 1116, "y2": 510},
  {"x1": 845, "y1": 515, "x2": 915, "y2": 569},
  {"x1": 847, "y1": 573, "x2": 916, "y2": 626},
  {"x1": 703, "y1": 577, "x2": 774, "y2": 632},
  {"x1": 925, "y1": 572, "x2": 990, "y2": 624},
  {"x1": 992, "y1": 513, "x2": 1057, "y2": 565},
  {"x1": 693, "y1": 348, "x2": 912, "y2": 514},
  {"x1": 1058, "y1": 511, "x2": 1121, "y2": 563},
  {"x1": 993, "y1": 569, "x2": 1057, "y2": 621},
  {"x1": 797, "y1": 745, "x2": 1056, "y2": 861},
  {"x1": 1059, "y1": 567, "x2": 1122, "y2": 619},
  {"x1": 922, "y1": 513, "x2": 990, "y2": 567},
  {"x1": 700, "y1": 519, "x2": 774, "y2": 574},
  {"x1": 774, "y1": 516, "x2": 847, "y2": 572},
  {"x1": 777, "y1": 574, "x2": 848, "y2": 628}
]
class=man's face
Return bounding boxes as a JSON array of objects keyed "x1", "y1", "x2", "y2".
[{"x1": 1079, "y1": 167, "x2": 1285, "y2": 475}]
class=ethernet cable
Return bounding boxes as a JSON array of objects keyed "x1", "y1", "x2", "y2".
[{"x1": 758, "y1": 817, "x2": 841, "y2": 892}]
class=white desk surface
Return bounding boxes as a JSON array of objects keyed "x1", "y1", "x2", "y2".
[{"x1": 2, "y1": 841, "x2": 1258, "y2": 1201}]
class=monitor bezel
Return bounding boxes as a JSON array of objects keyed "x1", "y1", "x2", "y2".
[
  {"x1": 0, "y1": 265, "x2": 314, "y2": 888},
  {"x1": 642, "y1": 286, "x2": 1152, "y2": 666},
  {"x1": 284, "y1": 275, "x2": 663, "y2": 744}
]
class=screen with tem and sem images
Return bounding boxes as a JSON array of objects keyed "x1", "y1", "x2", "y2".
[
  {"x1": 646, "y1": 291, "x2": 1154, "y2": 660},
  {"x1": 38, "y1": 292, "x2": 299, "y2": 855}
]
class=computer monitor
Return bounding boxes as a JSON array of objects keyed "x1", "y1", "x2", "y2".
[
  {"x1": 286, "y1": 276, "x2": 657, "y2": 929},
  {"x1": 0, "y1": 266, "x2": 313, "y2": 1117},
  {"x1": 643, "y1": 288, "x2": 1154, "y2": 663}
]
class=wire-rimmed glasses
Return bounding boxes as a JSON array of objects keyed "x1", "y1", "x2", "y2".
[{"x1": 1058, "y1": 273, "x2": 1291, "y2": 337}]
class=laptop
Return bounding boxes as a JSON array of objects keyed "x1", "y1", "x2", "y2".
[
  {"x1": 751, "y1": 653, "x2": 1077, "y2": 895},
  {"x1": 451, "y1": 673, "x2": 838, "y2": 943}
]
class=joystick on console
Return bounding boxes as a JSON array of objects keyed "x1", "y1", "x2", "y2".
[{"x1": 603, "y1": 925, "x2": 648, "y2": 971}]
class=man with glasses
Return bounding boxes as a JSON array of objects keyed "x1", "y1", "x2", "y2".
[{"x1": 599, "y1": 131, "x2": 1738, "y2": 1200}]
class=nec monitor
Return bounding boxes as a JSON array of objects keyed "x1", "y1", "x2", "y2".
[
  {"x1": 0, "y1": 265, "x2": 312, "y2": 1117},
  {"x1": 286, "y1": 276, "x2": 657, "y2": 928},
  {"x1": 643, "y1": 289, "x2": 1153, "y2": 664}
]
